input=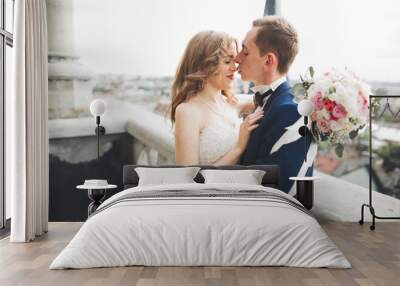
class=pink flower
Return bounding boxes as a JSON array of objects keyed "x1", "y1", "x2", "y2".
[
  {"x1": 311, "y1": 91, "x2": 324, "y2": 110},
  {"x1": 323, "y1": 99, "x2": 336, "y2": 112},
  {"x1": 357, "y1": 90, "x2": 368, "y2": 113},
  {"x1": 317, "y1": 119, "x2": 330, "y2": 134},
  {"x1": 332, "y1": 104, "x2": 347, "y2": 119}
]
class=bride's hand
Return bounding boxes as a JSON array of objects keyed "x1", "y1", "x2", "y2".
[{"x1": 236, "y1": 107, "x2": 264, "y2": 152}]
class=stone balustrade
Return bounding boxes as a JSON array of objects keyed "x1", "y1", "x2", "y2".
[{"x1": 49, "y1": 99, "x2": 400, "y2": 222}]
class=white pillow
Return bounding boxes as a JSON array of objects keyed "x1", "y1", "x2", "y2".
[
  {"x1": 200, "y1": 169, "x2": 266, "y2": 185},
  {"x1": 135, "y1": 167, "x2": 200, "y2": 186}
]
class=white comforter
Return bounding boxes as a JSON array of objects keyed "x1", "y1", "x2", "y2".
[{"x1": 50, "y1": 183, "x2": 351, "y2": 269}]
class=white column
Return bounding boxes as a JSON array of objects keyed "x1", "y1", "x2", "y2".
[{"x1": 46, "y1": 0, "x2": 93, "y2": 119}]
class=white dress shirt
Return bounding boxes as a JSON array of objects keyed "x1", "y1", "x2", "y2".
[{"x1": 250, "y1": 76, "x2": 287, "y2": 108}]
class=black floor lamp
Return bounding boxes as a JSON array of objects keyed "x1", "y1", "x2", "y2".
[
  {"x1": 293, "y1": 99, "x2": 316, "y2": 210},
  {"x1": 82, "y1": 99, "x2": 109, "y2": 216},
  {"x1": 297, "y1": 99, "x2": 314, "y2": 163}
]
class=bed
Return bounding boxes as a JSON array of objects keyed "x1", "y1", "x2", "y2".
[{"x1": 50, "y1": 165, "x2": 350, "y2": 269}]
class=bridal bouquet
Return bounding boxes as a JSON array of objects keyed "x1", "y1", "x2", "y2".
[{"x1": 293, "y1": 67, "x2": 373, "y2": 157}]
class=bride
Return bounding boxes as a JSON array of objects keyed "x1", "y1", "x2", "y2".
[{"x1": 169, "y1": 31, "x2": 263, "y2": 165}]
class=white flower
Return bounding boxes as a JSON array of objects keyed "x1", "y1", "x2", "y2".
[
  {"x1": 329, "y1": 120, "x2": 342, "y2": 132},
  {"x1": 314, "y1": 78, "x2": 331, "y2": 95},
  {"x1": 318, "y1": 108, "x2": 331, "y2": 120}
]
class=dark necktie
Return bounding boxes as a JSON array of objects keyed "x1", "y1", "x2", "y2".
[{"x1": 253, "y1": 89, "x2": 273, "y2": 108}]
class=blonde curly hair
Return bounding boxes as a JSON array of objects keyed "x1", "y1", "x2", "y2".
[{"x1": 169, "y1": 31, "x2": 238, "y2": 123}]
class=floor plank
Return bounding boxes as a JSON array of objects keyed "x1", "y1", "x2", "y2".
[{"x1": 0, "y1": 222, "x2": 399, "y2": 286}]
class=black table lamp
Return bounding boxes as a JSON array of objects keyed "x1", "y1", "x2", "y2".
[
  {"x1": 89, "y1": 99, "x2": 107, "y2": 161},
  {"x1": 297, "y1": 99, "x2": 314, "y2": 163}
]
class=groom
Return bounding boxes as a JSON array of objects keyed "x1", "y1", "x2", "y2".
[{"x1": 235, "y1": 16, "x2": 313, "y2": 194}]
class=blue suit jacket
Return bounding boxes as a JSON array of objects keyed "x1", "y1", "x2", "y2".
[{"x1": 240, "y1": 81, "x2": 313, "y2": 193}]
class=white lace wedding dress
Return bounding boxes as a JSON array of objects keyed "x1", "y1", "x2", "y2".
[{"x1": 199, "y1": 108, "x2": 241, "y2": 164}]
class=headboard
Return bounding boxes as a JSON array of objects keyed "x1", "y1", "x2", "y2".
[{"x1": 123, "y1": 165, "x2": 280, "y2": 189}]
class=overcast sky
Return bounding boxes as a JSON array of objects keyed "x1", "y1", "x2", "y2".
[
  {"x1": 72, "y1": 0, "x2": 400, "y2": 82},
  {"x1": 281, "y1": 0, "x2": 400, "y2": 82},
  {"x1": 73, "y1": 0, "x2": 265, "y2": 76}
]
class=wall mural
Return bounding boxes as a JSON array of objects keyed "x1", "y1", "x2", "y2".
[
  {"x1": 46, "y1": 0, "x2": 400, "y2": 221},
  {"x1": 47, "y1": 0, "x2": 261, "y2": 220}
]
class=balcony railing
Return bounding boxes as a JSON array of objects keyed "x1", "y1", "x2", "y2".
[{"x1": 49, "y1": 99, "x2": 400, "y2": 222}]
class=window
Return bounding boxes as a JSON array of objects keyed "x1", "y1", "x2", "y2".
[{"x1": 0, "y1": 0, "x2": 14, "y2": 231}]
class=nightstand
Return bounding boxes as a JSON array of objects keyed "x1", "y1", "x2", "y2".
[
  {"x1": 289, "y1": 176, "x2": 320, "y2": 210},
  {"x1": 77, "y1": 182, "x2": 117, "y2": 217}
]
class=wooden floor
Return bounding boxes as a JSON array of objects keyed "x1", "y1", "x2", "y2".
[{"x1": 0, "y1": 222, "x2": 399, "y2": 286}]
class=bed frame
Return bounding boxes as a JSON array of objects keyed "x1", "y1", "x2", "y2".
[{"x1": 123, "y1": 164, "x2": 280, "y2": 190}]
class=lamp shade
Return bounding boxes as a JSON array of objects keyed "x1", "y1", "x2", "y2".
[
  {"x1": 297, "y1": 99, "x2": 314, "y2": 116},
  {"x1": 89, "y1": 99, "x2": 106, "y2": 117}
]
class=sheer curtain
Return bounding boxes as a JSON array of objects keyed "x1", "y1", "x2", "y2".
[{"x1": 8, "y1": 0, "x2": 49, "y2": 242}]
